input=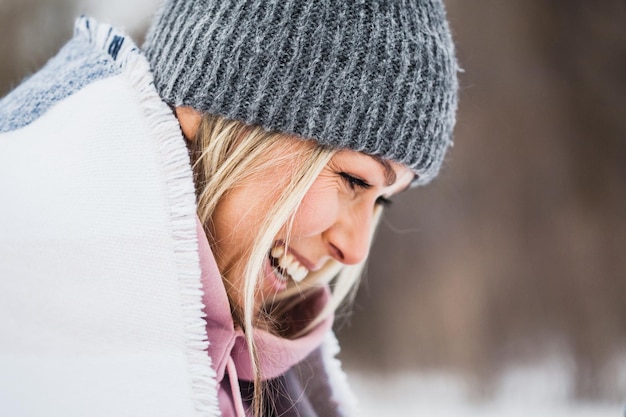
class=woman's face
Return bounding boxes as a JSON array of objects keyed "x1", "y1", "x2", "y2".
[{"x1": 209, "y1": 138, "x2": 414, "y2": 313}]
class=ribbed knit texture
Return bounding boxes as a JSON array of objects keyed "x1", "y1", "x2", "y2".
[{"x1": 143, "y1": 0, "x2": 458, "y2": 185}]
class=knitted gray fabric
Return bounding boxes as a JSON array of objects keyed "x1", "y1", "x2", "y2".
[{"x1": 143, "y1": 0, "x2": 458, "y2": 185}]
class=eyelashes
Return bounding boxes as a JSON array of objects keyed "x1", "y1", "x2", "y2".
[
  {"x1": 338, "y1": 172, "x2": 393, "y2": 207},
  {"x1": 339, "y1": 172, "x2": 370, "y2": 190},
  {"x1": 376, "y1": 196, "x2": 393, "y2": 207}
]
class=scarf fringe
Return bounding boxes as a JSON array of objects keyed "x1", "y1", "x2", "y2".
[
  {"x1": 322, "y1": 332, "x2": 359, "y2": 416},
  {"x1": 75, "y1": 16, "x2": 220, "y2": 417}
]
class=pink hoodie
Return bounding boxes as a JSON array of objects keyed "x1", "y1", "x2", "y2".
[{"x1": 195, "y1": 219, "x2": 333, "y2": 417}]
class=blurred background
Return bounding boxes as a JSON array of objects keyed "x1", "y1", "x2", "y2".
[{"x1": 1, "y1": 0, "x2": 624, "y2": 415}]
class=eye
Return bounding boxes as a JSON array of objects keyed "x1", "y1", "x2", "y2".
[
  {"x1": 376, "y1": 196, "x2": 393, "y2": 207},
  {"x1": 339, "y1": 172, "x2": 371, "y2": 190},
  {"x1": 339, "y1": 172, "x2": 392, "y2": 207}
]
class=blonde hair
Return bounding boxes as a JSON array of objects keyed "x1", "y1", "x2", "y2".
[{"x1": 189, "y1": 113, "x2": 380, "y2": 416}]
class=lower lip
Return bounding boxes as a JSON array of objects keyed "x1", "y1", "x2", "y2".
[{"x1": 264, "y1": 257, "x2": 287, "y2": 293}]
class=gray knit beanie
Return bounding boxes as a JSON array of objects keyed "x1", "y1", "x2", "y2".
[{"x1": 143, "y1": 0, "x2": 458, "y2": 185}]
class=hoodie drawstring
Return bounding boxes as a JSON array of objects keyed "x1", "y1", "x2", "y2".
[{"x1": 226, "y1": 356, "x2": 246, "y2": 417}]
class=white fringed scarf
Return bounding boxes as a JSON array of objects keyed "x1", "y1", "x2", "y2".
[{"x1": 0, "y1": 18, "x2": 218, "y2": 417}]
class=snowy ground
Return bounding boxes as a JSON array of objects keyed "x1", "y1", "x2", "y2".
[{"x1": 347, "y1": 365, "x2": 625, "y2": 417}]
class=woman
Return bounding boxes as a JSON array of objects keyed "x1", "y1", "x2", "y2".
[{"x1": 0, "y1": 1, "x2": 458, "y2": 416}]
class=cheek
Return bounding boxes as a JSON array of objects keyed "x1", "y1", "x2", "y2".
[
  {"x1": 290, "y1": 184, "x2": 339, "y2": 238},
  {"x1": 210, "y1": 188, "x2": 265, "y2": 256}
]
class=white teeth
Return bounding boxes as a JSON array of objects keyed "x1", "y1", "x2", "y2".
[
  {"x1": 271, "y1": 246, "x2": 285, "y2": 258},
  {"x1": 270, "y1": 245, "x2": 309, "y2": 284},
  {"x1": 279, "y1": 255, "x2": 291, "y2": 271},
  {"x1": 292, "y1": 266, "x2": 308, "y2": 283},
  {"x1": 274, "y1": 269, "x2": 287, "y2": 282}
]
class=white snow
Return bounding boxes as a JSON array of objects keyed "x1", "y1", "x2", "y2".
[{"x1": 347, "y1": 365, "x2": 624, "y2": 417}]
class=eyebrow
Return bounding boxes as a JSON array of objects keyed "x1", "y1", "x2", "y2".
[{"x1": 371, "y1": 155, "x2": 397, "y2": 186}]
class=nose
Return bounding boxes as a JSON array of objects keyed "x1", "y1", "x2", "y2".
[{"x1": 325, "y1": 204, "x2": 375, "y2": 265}]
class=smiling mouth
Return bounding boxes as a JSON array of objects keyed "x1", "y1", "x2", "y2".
[{"x1": 268, "y1": 245, "x2": 308, "y2": 284}]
